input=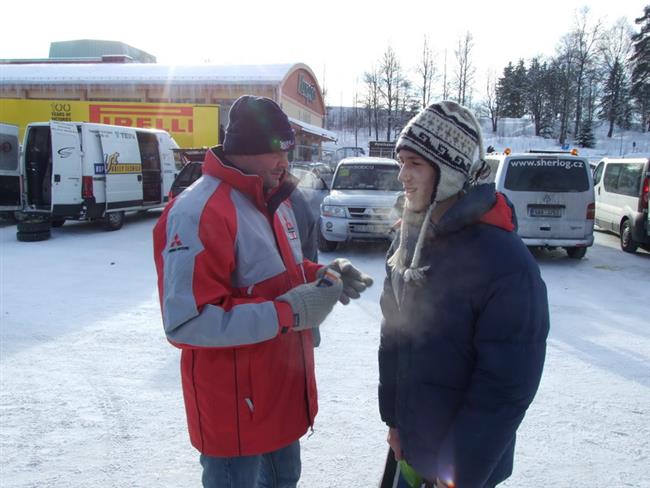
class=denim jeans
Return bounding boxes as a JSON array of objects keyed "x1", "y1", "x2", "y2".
[{"x1": 200, "y1": 440, "x2": 301, "y2": 488}]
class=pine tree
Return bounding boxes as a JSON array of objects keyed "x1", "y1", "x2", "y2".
[
  {"x1": 599, "y1": 59, "x2": 632, "y2": 137},
  {"x1": 577, "y1": 118, "x2": 596, "y2": 148},
  {"x1": 631, "y1": 5, "x2": 650, "y2": 131}
]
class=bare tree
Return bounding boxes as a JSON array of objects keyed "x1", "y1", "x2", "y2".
[
  {"x1": 454, "y1": 32, "x2": 476, "y2": 106},
  {"x1": 568, "y1": 7, "x2": 602, "y2": 138},
  {"x1": 363, "y1": 67, "x2": 381, "y2": 140},
  {"x1": 482, "y1": 69, "x2": 499, "y2": 132},
  {"x1": 378, "y1": 46, "x2": 403, "y2": 140},
  {"x1": 442, "y1": 48, "x2": 449, "y2": 100},
  {"x1": 417, "y1": 35, "x2": 437, "y2": 109}
]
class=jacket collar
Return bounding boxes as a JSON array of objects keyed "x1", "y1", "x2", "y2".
[
  {"x1": 434, "y1": 183, "x2": 516, "y2": 237},
  {"x1": 202, "y1": 146, "x2": 297, "y2": 214}
]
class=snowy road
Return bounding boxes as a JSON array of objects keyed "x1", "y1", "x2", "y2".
[{"x1": 1, "y1": 213, "x2": 649, "y2": 487}]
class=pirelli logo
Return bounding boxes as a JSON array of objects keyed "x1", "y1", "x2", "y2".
[{"x1": 89, "y1": 104, "x2": 195, "y2": 133}]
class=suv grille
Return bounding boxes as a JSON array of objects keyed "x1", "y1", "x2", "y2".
[{"x1": 347, "y1": 207, "x2": 392, "y2": 219}]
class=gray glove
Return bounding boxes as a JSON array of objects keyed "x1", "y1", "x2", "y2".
[
  {"x1": 321, "y1": 258, "x2": 374, "y2": 305},
  {"x1": 277, "y1": 277, "x2": 343, "y2": 331}
]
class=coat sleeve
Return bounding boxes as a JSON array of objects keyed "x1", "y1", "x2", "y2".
[
  {"x1": 378, "y1": 241, "x2": 401, "y2": 427},
  {"x1": 153, "y1": 201, "x2": 294, "y2": 350},
  {"x1": 436, "y1": 270, "x2": 549, "y2": 488}
]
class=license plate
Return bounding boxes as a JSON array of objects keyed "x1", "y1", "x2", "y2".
[
  {"x1": 529, "y1": 206, "x2": 563, "y2": 217},
  {"x1": 353, "y1": 224, "x2": 388, "y2": 233}
]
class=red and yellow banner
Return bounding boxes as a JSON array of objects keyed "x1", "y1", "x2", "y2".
[{"x1": 0, "y1": 99, "x2": 219, "y2": 148}]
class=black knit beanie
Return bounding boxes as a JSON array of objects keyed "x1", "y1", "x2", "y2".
[{"x1": 223, "y1": 96, "x2": 296, "y2": 155}]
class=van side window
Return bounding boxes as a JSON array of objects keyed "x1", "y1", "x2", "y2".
[
  {"x1": 593, "y1": 162, "x2": 605, "y2": 185},
  {"x1": 603, "y1": 164, "x2": 622, "y2": 192},
  {"x1": 617, "y1": 163, "x2": 643, "y2": 197}
]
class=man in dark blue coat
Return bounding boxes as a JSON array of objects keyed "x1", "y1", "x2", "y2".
[{"x1": 379, "y1": 101, "x2": 549, "y2": 488}]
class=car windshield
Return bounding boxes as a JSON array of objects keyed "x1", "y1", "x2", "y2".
[
  {"x1": 332, "y1": 164, "x2": 401, "y2": 191},
  {"x1": 504, "y1": 158, "x2": 590, "y2": 192}
]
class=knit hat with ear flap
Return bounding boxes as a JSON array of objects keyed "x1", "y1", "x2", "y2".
[
  {"x1": 389, "y1": 101, "x2": 487, "y2": 284},
  {"x1": 395, "y1": 101, "x2": 487, "y2": 202}
]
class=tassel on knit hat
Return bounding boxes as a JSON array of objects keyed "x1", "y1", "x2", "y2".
[{"x1": 389, "y1": 101, "x2": 487, "y2": 283}]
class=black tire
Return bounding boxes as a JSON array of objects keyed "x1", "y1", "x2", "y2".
[
  {"x1": 317, "y1": 231, "x2": 338, "y2": 252},
  {"x1": 565, "y1": 246, "x2": 587, "y2": 259},
  {"x1": 17, "y1": 221, "x2": 52, "y2": 233},
  {"x1": 17, "y1": 230, "x2": 51, "y2": 242},
  {"x1": 620, "y1": 220, "x2": 638, "y2": 253},
  {"x1": 103, "y1": 211, "x2": 125, "y2": 231},
  {"x1": 51, "y1": 218, "x2": 66, "y2": 228}
]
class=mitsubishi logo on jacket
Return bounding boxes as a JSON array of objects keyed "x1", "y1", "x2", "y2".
[{"x1": 168, "y1": 233, "x2": 189, "y2": 253}]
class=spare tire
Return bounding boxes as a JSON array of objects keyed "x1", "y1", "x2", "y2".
[
  {"x1": 17, "y1": 230, "x2": 51, "y2": 242},
  {"x1": 17, "y1": 221, "x2": 52, "y2": 233}
]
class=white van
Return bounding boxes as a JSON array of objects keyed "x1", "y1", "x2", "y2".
[
  {"x1": 592, "y1": 157, "x2": 650, "y2": 253},
  {"x1": 0, "y1": 123, "x2": 21, "y2": 218},
  {"x1": 484, "y1": 151, "x2": 595, "y2": 259},
  {"x1": 19, "y1": 121, "x2": 178, "y2": 234}
]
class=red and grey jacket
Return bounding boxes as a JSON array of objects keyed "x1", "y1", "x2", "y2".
[{"x1": 153, "y1": 146, "x2": 322, "y2": 457}]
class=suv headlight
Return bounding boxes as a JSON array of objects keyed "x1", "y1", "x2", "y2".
[{"x1": 321, "y1": 204, "x2": 347, "y2": 218}]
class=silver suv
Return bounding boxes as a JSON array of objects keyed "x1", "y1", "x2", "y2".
[{"x1": 318, "y1": 157, "x2": 401, "y2": 251}]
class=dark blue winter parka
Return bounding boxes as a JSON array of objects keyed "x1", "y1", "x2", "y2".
[{"x1": 379, "y1": 184, "x2": 549, "y2": 488}]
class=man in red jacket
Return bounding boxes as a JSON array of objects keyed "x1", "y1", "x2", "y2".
[{"x1": 153, "y1": 95, "x2": 372, "y2": 487}]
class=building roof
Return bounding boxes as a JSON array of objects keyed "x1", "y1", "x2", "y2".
[
  {"x1": 289, "y1": 117, "x2": 337, "y2": 142},
  {"x1": 49, "y1": 40, "x2": 156, "y2": 63},
  {"x1": 0, "y1": 63, "x2": 296, "y2": 86}
]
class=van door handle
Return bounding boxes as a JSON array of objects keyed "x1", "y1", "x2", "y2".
[
  {"x1": 137, "y1": 175, "x2": 142, "y2": 181},
  {"x1": 54, "y1": 174, "x2": 61, "y2": 182}
]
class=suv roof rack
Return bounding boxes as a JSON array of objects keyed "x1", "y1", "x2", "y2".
[{"x1": 528, "y1": 149, "x2": 573, "y2": 154}]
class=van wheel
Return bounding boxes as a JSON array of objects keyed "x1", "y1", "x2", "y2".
[
  {"x1": 17, "y1": 230, "x2": 51, "y2": 242},
  {"x1": 565, "y1": 247, "x2": 587, "y2": 259},
  {"x1": 17, "y1": 221, "x2": 52, "y2": 233},
  {"x1": 51, "y1": 218, "x2": 66, "y2": 228},
  {"x1": 620, "y1": 220, "x2": 638, "y2": 253},
  {"x1": 318, "y1": 231, "x2": 338, "y2": 252},
  {"x1": 103, "y1": 211, "x2": 125, "y2": 231}
]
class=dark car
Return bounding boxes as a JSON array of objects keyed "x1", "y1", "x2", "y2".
[
  {"x1": 289, "y1": 166, "x2": 330, "y2": 220},
  {"x1": 169, "y1": 161, "x2": 203, "y2": 198}
]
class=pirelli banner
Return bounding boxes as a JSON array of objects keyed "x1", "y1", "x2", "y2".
[{"x1": 0, "y1": 98, "x2": 220, "y2": 148}]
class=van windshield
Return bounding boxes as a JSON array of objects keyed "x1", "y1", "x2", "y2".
[
  {"x1": 505, "y1": 158, "x2": 589, "y2": 192},
  {"x1": 333, "y1": 164, "x2": 401, "y2": 191}
]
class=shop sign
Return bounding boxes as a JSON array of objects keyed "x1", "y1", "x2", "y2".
[{"x1": 298, "y1": 74, "x2": 316, "y2": 103}]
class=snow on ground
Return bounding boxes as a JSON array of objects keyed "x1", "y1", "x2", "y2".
[{"x1": 1, "y1": 213, "x2": 649, "y2": 487}]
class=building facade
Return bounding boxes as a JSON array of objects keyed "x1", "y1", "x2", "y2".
[{"x1": 0, "y1": 59, "x2": 335, "y2": 158}]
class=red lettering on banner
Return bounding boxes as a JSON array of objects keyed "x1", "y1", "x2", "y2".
[
  {"x1": 172, "y1": 119, "x2": 186, "y2": 133},
  {"x1": 136, "y1": 118, "x2": 153, "y2": 128},
  {"x1": 115, "y1": 117, "x2": 133, "y2": 127}
]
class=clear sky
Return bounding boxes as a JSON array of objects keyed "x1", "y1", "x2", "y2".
[{"x1": 1, "y1": 0, "x2": 647, "y2": 106}]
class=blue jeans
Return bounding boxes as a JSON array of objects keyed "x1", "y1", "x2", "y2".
[{"x1": 200, "y1": 441, "x2": 301, "y2": 488}]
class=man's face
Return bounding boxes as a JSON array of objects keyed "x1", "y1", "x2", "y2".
[
  {"x1": 397, "y1": 149, "x2": 438, "y2": 212},
  {"x1": 230, "y1": 151, "x2": 290, "y2": 191}
]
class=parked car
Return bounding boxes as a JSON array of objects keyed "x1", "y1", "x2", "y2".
[
  {"x1": 290, "y1": 161, "x2": 334, "y2": 187},
  {"x1": 169, "y1": 161, "x2": 203, "y2": 198},
  {"x1": 592, "y1": 157, "x2": 650, "y2": 253},
  {"x1": 484, "y1": 150, "x2": 595, "y2": 259},
  {"x1": 289, "y1": 166, "x2": 329, "y2": 221},
  {"x1": 318, "y1": 157, "x2": 401, "y2": 251}
]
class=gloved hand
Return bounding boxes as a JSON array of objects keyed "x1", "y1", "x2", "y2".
[
  {"x1": 277, "y1": 276, "x2": 343, "y2": 331},
  {"x1": 319, "y1": 258, "x2": 374, "y2": 305}
]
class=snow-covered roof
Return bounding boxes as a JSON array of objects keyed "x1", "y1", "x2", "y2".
[
  {"x1": 289, "y1": 117, "x2": 337, "y2": 142},
  {"x1": 0, "y1": 63, "x2": 296, "y2": 86}
]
